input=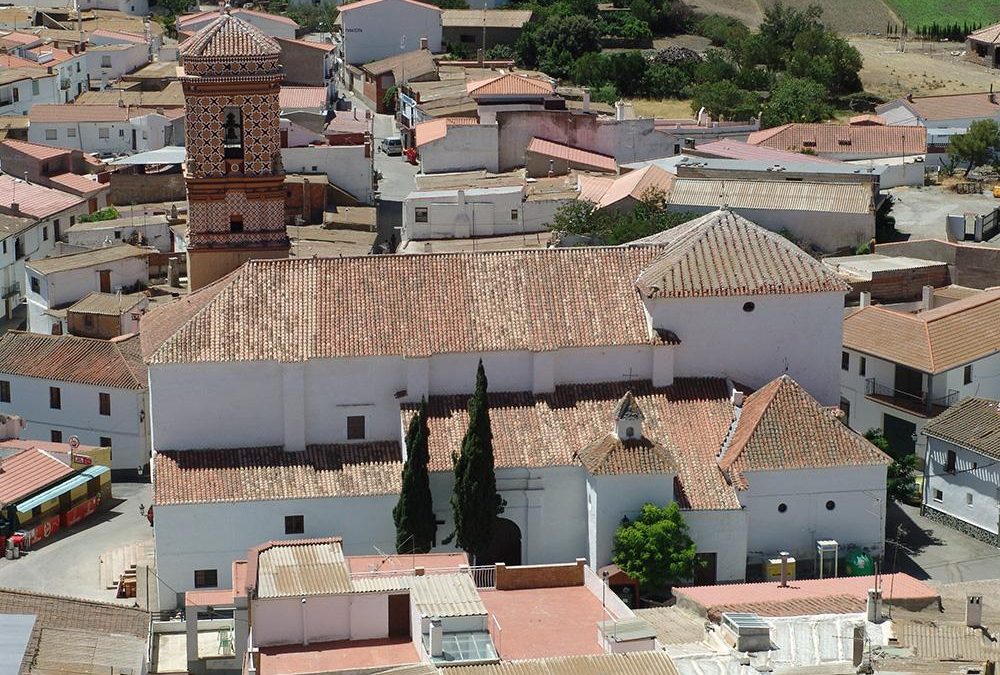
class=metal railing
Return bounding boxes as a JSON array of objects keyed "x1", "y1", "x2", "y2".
[
  {"x1": 467, "y1": 565, "x2": 495, "y2": 589},
  {"x1": 865, "y1": 378, "x2": 959, "y2": 410},
  {"x1": 2, "y1": 282, "x2": 19, "y2": 299},
  {"x1": 349, "y1": 563, "x2": 497, "y2": 589}
]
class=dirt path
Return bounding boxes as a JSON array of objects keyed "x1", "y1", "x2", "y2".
[
  {"x1": 851, "y1": 37, "x2": 999, "y2": 99},
  {"x1": 684, "y1": 0, "x2": 764, "y2": 28}
]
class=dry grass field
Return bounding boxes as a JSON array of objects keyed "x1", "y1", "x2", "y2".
[
  {"x1": 684, "y1": 0, "x2": 763, "y2": 27},
  {"x1": 758, "y1": 0, "x2": 899, "y2": 34},
  {"x1": 629, "y1": 98, "x2": 697, "y2": 119}
]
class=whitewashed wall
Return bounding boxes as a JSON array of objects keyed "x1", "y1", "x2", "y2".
[
  {"x1": 340, "y1": 0, "x2": 441, "y2": 65},
  {"x1": 280, "y1": 146, "x2": 374, "y2": 203},
  {"x1": 925, "y1": 437, "x2": 1000, "y2": 535}
]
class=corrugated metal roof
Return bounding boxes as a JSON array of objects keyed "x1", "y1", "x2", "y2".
[
  {"x1": 30, "y1": 104, "x2": 133, "y2": 123},
  {"x1": 257, "y1": 540, "x2": 353, "y2": 598},
  {"x1": 410, "y1": 574, "x2": 486, "y2": 618},
  {"x1": 444, "y1": 651, "x2": 680, "y2": 674},
  {"x1": 923, "y1": 397, "x2": 1000, "y2": 459},
  {"x1": 668, "y1": 178, "x2": 874, "y2": 215},
  {"x1": 68, "y1": 292, "x2": 146, "y2": 316}
]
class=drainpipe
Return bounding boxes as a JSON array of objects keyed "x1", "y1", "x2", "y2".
[{"x1": 301, "y1": 598, "x2": 308, "y2": 646}]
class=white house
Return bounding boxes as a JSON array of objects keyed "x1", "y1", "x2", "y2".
[
  {"x1": 87, "y1": 43, "x2": 151, "y2": 90},
  {"x1": 22, "y1": 46, "x2": 88, "y2": 103},
  {"x1": 66, "y1": 214, "x2": 174, "y2": 253},
  {"x1": 24, "y1": 244, "x2": 153, "y2": 334},
  {"x1": 876, "y1": 92, "x2": 1000, "y2": 161},
  {"x1": 840, "y1": 288, "x2": 1000, "y2": 459},
  {"x1": 0, "y1": 174, "x2": 89, "y2": 318},
  {"x1": 28, "y1": 0, "x2": 148, "y2": 15},
  {"x1": 177, "y1": 8, "x2": 298, "y2": 40},
  {"x1": 142, "y1": 210, "x2": 891, "y2": 609},
  {"x1": 337, "y1": 0, "x2": 443, "y2": 66},
  {"x1": 921, "y1": 397, "x2": 1000, "y2": 545},
  {"x1": 0, "y1": 331, "x2": 150, "y2": 476},
  {"x1": 28, "y1": 104, "x2": 180, "y2": 157},
  {"x1": 0, "y1": 65, "x2": 60, "y2": 117}
]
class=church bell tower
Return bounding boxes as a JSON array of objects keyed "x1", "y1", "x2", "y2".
[{"x1": 179, "y1": 7, "x2": 289, "y2": 290}]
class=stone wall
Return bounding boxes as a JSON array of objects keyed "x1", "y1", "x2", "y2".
[
  {"x1": 495, "y1": 558, "x2": 585, "y2": 590},
  {"x1": 110, "y1": 173, "x2": 186, "y2": 205},
  {"x1": 922, "y1": 504, "x2": 1000, "y2": 547}
]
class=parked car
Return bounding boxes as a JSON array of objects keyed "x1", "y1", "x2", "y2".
[{"x1": 380, "y1": 136, "x2": 402, "y2": 156}]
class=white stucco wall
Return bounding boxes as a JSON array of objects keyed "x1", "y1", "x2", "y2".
[
  {"x1": 340, "y1": 0, "x2": 442, "y2": 65},
  {"x1": 251, "y1": 594, "x2": 381, "y2": 647},
  {"x1": 586, "y1": 473, "x2": 675, "y2": 568},
  {"x1": 280, "y1": 145, "x2": 374, "y2": 203},
  {"x1": 924, "y1": 437, "x2": 1000, "y2": 535},
  {"x1": 682, "y1": 509, "x2": 748, "y2": 583},
  {"x1": 87, "y1": 44, "x2": 150, "y2": 88},
  {"x1": 0, "y1": 75, "x2": 60, "y2": 116},
  {"x1": 647, "y1": 291, "x2": 845, "y2": 405},
  {"x1": 419, "y1": 123, "x2": 499, "y2": 174},
  {"x1": 0, "y1": 217, "x2": 64, "y2": 313}
]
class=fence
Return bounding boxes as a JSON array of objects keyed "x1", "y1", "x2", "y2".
[{"x1": 349, "y1": 564, "x2": 496, "y2": 589}]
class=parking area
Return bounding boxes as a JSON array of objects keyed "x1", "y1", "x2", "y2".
[
  {"x1": 888, "y1": 185, "x2": 1000, "y2": 241},
  {"x1": 886, "y1": 502, "x2": 1000, "y2": 584},
  {"x1": 0, "y1": 482, "x2": 153, "y2": 604}
]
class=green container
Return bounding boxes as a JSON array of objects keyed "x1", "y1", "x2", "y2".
[{"x1": 844, "y1": 548, "x2": 874, "y2": 576}]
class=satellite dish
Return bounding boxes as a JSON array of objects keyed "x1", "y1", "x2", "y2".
[{"x1": 68, "y1": 435, "x2": 80, "y2": 449}]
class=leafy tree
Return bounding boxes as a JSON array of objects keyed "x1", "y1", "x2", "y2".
[
  {"x1": 572, "y1": 52, "x2": 612, "y2": 87},
  {"x1": 592, "y1": 83, "x2": 619, "y2": 104},
  {"x1": 393, "y1": 399, "x2": 437, "y2": 553},
  {"x1": 687, "y1": 80, "x2": 760, "y2": 121},
  {"x1": 519, "y1": 14, "x2": 601, "y2": 77},
  {"x1": 551, "y1": 190, "x2": 695, "y2": 244},
  {"x1": 785, "y1": 27, "x2": 863, "y2": 96},
  {"x1": 865, "y1": 429, "x2": 918, "y2": 503},
  {"x1": 449, "y1": 360, "x2": 505, "y2": 563},
  {"x1": 608, "y1": 51, "x2": 648, "y2": 96},
  {"x1": 752, "y1": 1, "x2": 823, "y2": 69},
  {"x1": 642, "y1": 63, "x2": 690, "y2": 98},
  {"x1": 383, "y1": 86, "x2": 398, "y2": 115},
  {"x1": 760, "y1": 77, "x2": 831, "y2": 127},
  {"x1": 694, "y1": 13, "x2": 749, "y2": 47},
  {"x1": 692, "y1": 50, "x2": 739, "y2": 85},
  {"x1": 283, "y1": 0, "x2": 340, "y2": 32},
  {"x1": 485, "y1": 43, "x2": 516, "y2": 61},
  {"x1": 948, "y1": 119, "x2": 1000, "y2": 175},
  {"x1": 612, "y1": 502, "x2": 699, "y2": 589}
]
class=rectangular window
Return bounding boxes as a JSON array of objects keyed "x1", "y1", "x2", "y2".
[
  {"x1": 42, "y1": 226, "x2": 48, "y2": 242},
  {"x1": 841, "y1": 352, "x2": 850, "y2": 371},
  {"x1": 946, "y1": 449, "x2": 957, "y2": 474},
  {"x1": 100, "y1": 55, "x2": 111, "y2": 68},
  {"x1": 229, "y1": 215, "x2": 243, "y2": 233},
  {"x1": 30, "y1": 277, "x2": 39, "y2": 294},
  {"x1": 0, "y1": 380, "x2": 9, "y2": 403},
  {"x1": 194, "y1": 569, "x2": 218, "y2": 588},
  {"x1": 511, "y1": 209, "x2": 518, "y2": 220},
  {"x1": 50, "y1": 429, "x2": 62, "y2": 443},
  {"x1": 859, "y1": 357, "x2": 866, "y2": 377},
  {"x1": 414, "y1": 207, "x2": 428, "y2": 223},
  {"x1": 31, "y1": 80, "x2": 39, "y2": 96},
  {"x1": 99, "y1": 392, "x2": 111, "y2": 416},
  {"x1": 284, "y1": 515, "x2": 304, "y2": 534},
  {"x1": 99, "y1": 127, "x2": 109, "y2": 139},
  {"x1": 932, "y1": 488, "x2": 943, "y2": 502},
  {"x1": 100, "y1": 436, "x2": 111, "y2": 448},
  {"x1": 49, "y1": 386, "x2": 61, "y2": 409},
  {"x1": 347, "y1": 415, "x2": 365, "y2": 440},
  {"x1": 45, "y1": 128, "x2": 57, "y2": 141},
  {"x1": 67, "y1": 127, "x2": 76, "y2": 138},
  {"x1": 967, "y1": 492, "x2": 974, "y2": 507},
  {"x1": 964, "y1": 364, "x2": 973, "y2": 385},
  {"x1": 118, "y1": 129, "x2": 124, "y2": 137}
]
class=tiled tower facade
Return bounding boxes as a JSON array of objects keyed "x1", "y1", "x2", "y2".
[{"x1": 179, "y1": 10, "x2": 290, "y2": 291}]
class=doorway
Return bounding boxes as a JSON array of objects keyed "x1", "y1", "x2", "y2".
[
  {"x1": 693, "y1": 552, "x2": 717, "y2": 586},
  {"x1": 478, "y1": 518, "x2": 522, "y2": 566},
  {"x1": 388, "y1": 593, "x2": 410, "y2": 637},
  {"x1": 883, "y1": 414, "x2": 916, "y2": 458},
  {"x1": 99, "y1": 270, "x2": 111, "y2": 293}
]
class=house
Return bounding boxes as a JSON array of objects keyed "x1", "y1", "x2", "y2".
[
  {"x1": 24, "y1": 243, "x2": 152, "y2": 334},
  {"x1": 442, "y1": 9, "x2": 532, "y2": 51},
  {"x1": 337, "y1": 0, "x2": 443, "y2": 67},
  {"x1": 28, "y1": 104, "x2": 182, "y2": 156},
  {"x1": 467, "y1": 73, "x2": 558, "y2": 112},
  {"x1": 840, "y1": 288, "x2": 1000, "y2": 459},
  {"x1": 86, "y1": 42, "x2": 150, "y2": 90},
  {"x1": 176, "y1": 7, "x2": 298, "y2": 40},
  {"x1": 578, "y1": 165, "x2": 674, "y2": 212},
  {"x1": 279, "y1": 85, "x2": 331, "y2": 117},
  {"x1": 966, "y1": 23, "x2": 1000, "y2": 69},
  {"x1": 355, "y1": 48, "x2": 438, "y2": 114},
  {"x1": 140, "y1": 209, "x2": 890, "y2": 609},
  {"x1": 65, "y1": 213, "x2": 174, "y2": 252},
  {"x1": 0, "y1": 60, "x2": 60, "y2": 117},
  {"x1": 21, "y1": 44, "x2": 88, "y2": 103},
  {"x1": 921, "y1": 397, "x2": 1000, "y2": 545},
  {"x1": 823, "y1": 253, "x2": 950, "y2": 304},
  {"x1": 0, "y1": 139, "x2": 109, "y2": 210},
  {"x1": 0, "y1": 331, "x2": 149, "y2": 475},
  {"x1": 524, "y1": 137, "x2": 617, "y2": 176},
  {"x1": 66, "y1": 291, "x2": 148, "y2": 338},
  {"x1": 275, "y1": 36, "x2": 338, "y2": 100},
  {"x1": 875, "y1": 92, "x2": 1000, "y2": 158},
  {"x1": 0, "y1": 174, "x2": 90, "y2": 318},
  {"x1": 874, "y1": 238, "x2": 1000, "y2": 289},
  {"x1": 746, "y1": 122, "x2": 926, "y2": 161}
]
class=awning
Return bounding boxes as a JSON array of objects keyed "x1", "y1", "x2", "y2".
[
  {"x1": 108, "y1": 146, "x2": 186, "y2": 165},
  {"x1": 16, "y1": 465, "x2": 109, "y2": 513}
]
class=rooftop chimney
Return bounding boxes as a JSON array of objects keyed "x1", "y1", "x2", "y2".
[
  {"x1": 419, "y1": 36, "x2": 428, "y2": 51},
  {"x1": 429, "y1": 619, "x2": 443, "y2": 658},
  {"x1": 9, "y1": 203, "x2": 19, "y2": 214},
  {"x1": 615, "y1": 99, "x2": 626, "y2": 122},
  {"x1": 778, "y1": 551, "x2": 790, "y2": 588},
  {"x1": 867, "y1": 588, "x2": 882, "y2": 623},
  {"x1": 967, "y1": 595, "x2": 983, "y2": 628},
  {"x1": 921, "y1": 284, "x2": 933, "y2": 311},
  {"x1": 859, "y1": 291, "x2": 871, "y2": 308},
  {"x1": 582, "y1": 89, "x2": 590, "y2": 113}
]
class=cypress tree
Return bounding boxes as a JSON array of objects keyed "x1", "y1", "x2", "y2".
[
  {"x1": 449, "y1": 360, "x2": 505, "y2": 564},
  {"x1": 393, "y1": 398, "x2": 437, "y2": 554}
]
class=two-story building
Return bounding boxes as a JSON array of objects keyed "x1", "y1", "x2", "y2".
[
  {"x1": 840, "y1": 288, "x2": 1000, "y2": 458},
  {"x1": 0, "y1": 331, "x2": 149, "y2": 477},
  {"x1": 0, "y1": 59, "x2": 60, "y2": 117},
  {"x1": 24, "y1": 244, "x2": 153, "y2": 334},
  {"x1": 28, "y1": 104, "x2": 180, "y2": 157},
  {"x1": 336, "y1": 0, "x2": 442, "y2": 67},
  {"x1": 0, "y1": 139, "x2": 109, "y2": 210}
]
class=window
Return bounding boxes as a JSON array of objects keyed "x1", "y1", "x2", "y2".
[
  {"x1": 98, "y1": 127, "x2": 109, "y2": 139},
  {"x1": 964, "y1": 364, "x2": 973, "y2": 385},
  {"x1": 932, "y1": 488, "x2": 943, "y2": 502},
  {"x1": 229, "y1": 215, "x2": 244, "y2": 233},
  {"x1": 99, "y1": 436, "x2": 111, "y2": 448},
  {"x1": 222, "y1": 106, "x2": 244, "y2": 159},
  {"x1": 76, "y1": 62, "x2": 80, "y2": 73},
  {"x1": 967, "y1": 492, "x2": 974, "y2": 507},
  {"x1": 511, "y1": 209, "x2": 518, "y2": 220},
  {"x1": 859, "y1": 357, "x2": 866, "y2": 377},
  {"x1": 742, "y1": 301, "x2": 755, "y2": 312},
  {"x1": 285, "y1": 515, "x2": 304, "y2": 534},
  {"x1": 0, "y1": 380, "x2": 9, "y2": 403},
  {"x1": 414, "y1": 207, "x2": 428, "y2": 223},
  {"x1": 67, "y1": 127, "x2": 76, "y2": 138},
  {"x1": 49, "y1": 386, "x2": 61, "y2": 409},
  {"x1": 841, "y1": 351, "x2": 850, "y2": 371},
  {"x1": 194, "y1": 569, "x2": 218, "y2": 588},
  {"x1": 45, "y1": 128, "x2": 57, "y2": 141},
  {"x1": 777, "y1": 503, "x2": 787, "y2": 513},
  {"x1": 826, "y1": 500, "x2": 836, "y2": 511},
  {"x1": 50, "y1": 429, "x2": 62, "y2": 443},
  {"x1": 1, "y1": 241, "x2": 5, "y2": 254},
  {"x1": 99, "y1": 392, "x2": 111, "y2": 416},
  {"x1": 42, "y1": 226, "x2": 48, "y2": 242},
  {"x1": 118, "y1": 129, "x2": 124, "y2": 137},
  {"x1": 347, "y1": 415, "x2": 366, "y2": 440},
  {"x1": 945, "y1": 449, "x2": 957, "y2": 474},
  {"x1": 31, "y1": 79, "x2": 39, "y2": 96},
  {"x1": 114, "y1": 231, "x2": 121, "y2": 239},
  {"x1": 100, "y1": 55, "x2": 111, "y2": 68},
  {"x1": 30, "y1": 277, "x2": 39, "y2": 294}
]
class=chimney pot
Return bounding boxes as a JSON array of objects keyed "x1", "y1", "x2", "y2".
[
  {"x1": 582, "y1": 89, "x2": 591, "y2": 113},
  {"x1": 419, "y1": 36, "x2": 428, "y2": 51},
  {"x1": 10, "y1": 202, "x2": 19, "y2": 213},
  {"x1": 860, "y1": 291, "x2": 871, "y2": 308},
  {"x1": 921, "y1": 284, "x2": 933, "y2": 311}
]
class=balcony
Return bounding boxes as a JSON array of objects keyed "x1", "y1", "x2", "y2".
[
  {"x1": 864, "y1": 378, "x2": 958, "y2": 418},
  {"x1": 2, "y1": 282, "x2": 20, "y2": 299},
  {"x1": 59, "y1": 80, "x2": 71, "y2": 91}
]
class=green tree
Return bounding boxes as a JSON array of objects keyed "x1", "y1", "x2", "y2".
[
  {"x1": 572, "y1": 52, "x2": 612, "y2": 87},
  {"x1": 551, "y1": 191, "x2": 694, "y2": 244},
  {"x1": 760, "y1": 77, "x2": 831, "y2": 127},
  {"x1": 752, "y1": 1, "x2": 823, "y2": 69},
  {"x1": 693, "y1": 13, "x2": 749, "y2": 47},
  {"x1": 948, "y1": 119, "x2": 1000, "y2": 175},
  {"x1": 383, "y1": 86, "x2": 398, "y2": 115},
  {"x1": 608, "y1": 51, "x2": 648, "y2": 96},
  {"x1": 642, "y1": 63, "x2": 690, "y2": 98},
  {"x1": 687, "y1": 80, "x2": 760, "y2": 121},
  {"x1": 520, "y1": 14, "x2": 602, "y2": 78},
  {"x1": 393, "y1": 399, "x2": 437, "y2": 553},
  {"x1": 865, "y1": 428, "x2": 918, "y2": 503},
  {"x1": 449, "y1": 360, "x2": 505, "y2": 563},
  {"x1": 613, "y1": 502, "x2": 699, "y2": 590},
  {"x1": 785, "y1": 27, "x2": 863, "y2": 96}
]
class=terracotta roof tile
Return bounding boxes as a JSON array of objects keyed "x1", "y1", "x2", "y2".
[
  {"x1": 467, "y1": 73, "x2": 554, "y2": 97},
  {"x1": 843, "y1": 289, "x2": 1000, "y2": 373},
  {"x1": 581, "y1": 165, "x2": 674, "y2": 208},
  {"x1": 0, "y1": 138, "x2": 71, "y2": 162},
  {"x1": 691, "y1": 139, "x2": 842, "y2": 164},
  {"x1": 747, "y1": 123, "x2": 926, "y2": 156},
  {"x1": 179, "y1": 12, "x2": 281, "y2": 59},
  {"x1": 0, "y1": 30, "x2": 42, "y2": 47},
  {"x1": 0, "y1": 53, "x2": 41, "y2": 69},
  {"x1": 280, "y1": 86, "x2": 328, "y2": 110},
  {"x1": 923, "y1": 397, "x2": 1000, "y2": 459},
  {"x1": 969, "y1": 22, "x2": 1000, "y2": 45},
  {"x1": 48, "y1": 172, "x2": 106, "y2": 196},
  {"x1": 90, "y1": 27, "x2": 146, "y2": 43},
  {"x1": 415, "y1": 116, "x2": 478, "y2": 147},
  {"x1": 633, "y1": 210, "x2": 850, "y2": 298},
  {"x1": 153, "y1": 443, "x2": 403, "y2": 505},
  {"x1": 0, "y1": 332, "x2": 146, "y2": 390},
  {"x1": 0, "y1": 448, "x2": 75, "y2": 505},
  {"x1": 719, "y1": 375, "x2": 891, "y2": 489},
  {"x1": 275, "y1": 36, "x2": 336, "y2": 51},
  {"x1": 362, "y1": 48, "x2": 436, "y2": 81},
  {"x1": 140, "y1": 248, "x2": 666, "y2": 364},
  {"x1": 525, "y1": 137, "x2": 617, "y2": 173},
  {"x1": 178, "y1": 7, "x2": 298, "y2": 29},
  {"x1": 877, "y1": 92, "x2": 1000, "y2": 122},
  {"x1": 0, "y1": 174, "x2": 83, "y2": 219}
]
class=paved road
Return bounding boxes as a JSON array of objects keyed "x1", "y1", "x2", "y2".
[
  {"x1": 885, "y1": 502, "x2": 1000, "y2": 584},
  {"x1": 0, "y1": 482, "x2": 153, "y2": 604}
]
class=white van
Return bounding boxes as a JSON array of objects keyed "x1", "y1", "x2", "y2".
[{"x1": 380, "y1": 137, "x2": 402, "y2": 156}]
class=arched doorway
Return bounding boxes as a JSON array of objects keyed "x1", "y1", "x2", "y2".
[{"x1": 478, "y1": 518, "x2": 522, "y2": 566}]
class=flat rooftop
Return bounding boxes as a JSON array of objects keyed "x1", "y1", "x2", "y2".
[
  {"x1": 398, "y1": 231, "x2": 553, "y2": 254},
  {"x1": 346, "y1": 551, "x2": 468, "y2": 574},
  {"x1": 479, "y1": 586, "x2": 608, "y2": 660},
  {"x1": 824, "y1": 253, "x2": 947, "y2": 280},
  {"x1": 257, "y1": 637, "x2": 420, "y2": 674}
]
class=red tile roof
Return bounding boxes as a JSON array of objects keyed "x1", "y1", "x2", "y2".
[
  {"x1": 747, "y1": 123, "x2": 926, "y2": 156},
  {"x1": 0, "y1": 332, "x2": 146, "y2": 390},
  {"x1": 90, "y1": 27, "x2": 146, "y2": 43},
  {"x1": 690, "y1": 139, "x2": 841, "y2": 165},
  {"x1": 0, "y1": 138, "x2": 70, "y2": 162},
  {"x1": 30, "y1": 104, "x2": 133, "y2": 123},
  {"x1": 0, "y1": 174, "x2": 83, "y2": 219},
  {"x1": 178, "y1": 7, "x2": 299, "y2": 29},
  {"x1": 140, "y1": 248, "x2": 667, "y2": 364},
  {"x1": 279, "y1": 86, "x2": 328, "y2": 110},
  {"x1": 580, "y1": 165, "x2": 674, "y2": 208},
  {"x1": 275, "y1": 36, "x2": 336, "y2": 51},
  {"x1": 849, "y1": 113, "x2": 886, "y2": 126},
  {"x1": 25, "y1": 46, "x2": 81, "y2": 65},
  {"x1": 179, "y1": 12, "x2": 282, "y2": 59},
  {"x1": 525, "y1": 137, "x2": 617, "y2": 173},
  {"x1": 843, "y1": 288, "x2": 1000, "y2": 373},
  {"x1": 153, "y1": 443, "x2": 403, "y2": 505},
  {"x1": 0, "y1": 448, "x2": 74, "y2": 505},
  {"x1": 338, "y1": 0, "x2": 442, "y2": 13},
  {"x1": 718, "y1": 375, "x2": 891, "y2": 489},
  {"x1": 48, "y1": 172, "x2": 106, "y2": 196},
  {"x1": 0, "y1": 53, "x2": 42, "y2": 69},
  {"x1": 467, "y1": 73, "x2": 554, "y2": 97},
  {"x1": 0, "y1": 30, "x2": 42, "y2": 47},
  {"x1": 878, "y1": 92, "x2": 1000, "y2": 122},
  {"x1": 414, "y1": 116, "x2": 478, "y2": 147},
  {"x1": 633, "y1": 210, "x2": 849, "y2": 298}
]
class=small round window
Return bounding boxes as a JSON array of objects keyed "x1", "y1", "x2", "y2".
[
  {"x1": 625, "y1": 426, "x2": 635, "y2": 438},
  {"x1": 826, "y1": 500, "x2": 836, "y2": 511},
  {"x1": 743, "y1": 302, "x2": 755, "y2": 312},
  {"x1": 777, "y1": 503, "x2": 787, "y2": 513}
]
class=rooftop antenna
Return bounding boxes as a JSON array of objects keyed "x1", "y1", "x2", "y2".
[{"x1": 75, "y1": 0, "x2": 83, "y2": 49}]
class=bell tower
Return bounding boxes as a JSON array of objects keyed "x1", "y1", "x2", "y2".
[{"x1": 179, "y1": 8, "x2": 289, "y2": 291}]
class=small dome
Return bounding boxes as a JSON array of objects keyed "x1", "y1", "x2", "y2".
[{"x1": 180, "y1": 12, "x2": 281, "y2": 60}]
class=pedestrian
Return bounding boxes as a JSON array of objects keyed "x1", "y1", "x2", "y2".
[{"x1": 139, "y1": 503, "x2": 145, "y2": 517}]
